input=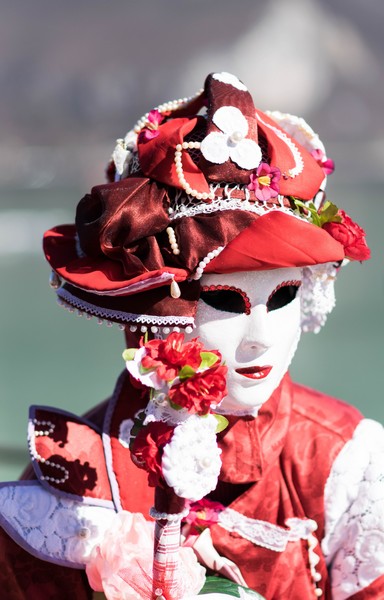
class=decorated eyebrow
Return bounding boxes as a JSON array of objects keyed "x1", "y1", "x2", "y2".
[
  {"x1": 266, "y1": 280, "x2": 302, "y2": 312},
  {"x1": 200, "y1": 285, "x2": 251, "y2": 314}
]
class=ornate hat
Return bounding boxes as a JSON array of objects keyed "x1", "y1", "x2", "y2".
[{"x1": 43, "y1": 72, "x2": 370, "y2": 332}]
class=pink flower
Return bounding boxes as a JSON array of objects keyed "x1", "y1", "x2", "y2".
[
  {"x1": 248, "y1": 162, "x2": 281, "y2": 201},
  {"x1": 311, "y1": 148, "x2": 335, "y2": 175},
  {"x1": 185, "y1": 499, "x2": 225, "y2": 534},
  {"x1": 323, "y1": 209, "x2": 370, "y2": 261},
  {"x1": 141, "y1": 332, "x2": 203, "y2": 382},
  {"x1": 86, "y1": 511, "x2": 205, "y2": 600},
  {"x1": 139, "y1": 109, "x2": 164, "y2": 141}
]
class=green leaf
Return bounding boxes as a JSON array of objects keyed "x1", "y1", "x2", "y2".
[
  {"x1": 178, "y1": 364, "x2": 196, "y2": 381},
  {"x1": 319, "y1": 201, "x2": 340, "y2": 225},
  {"x1": 199, "y1": 576, "x2": 265, "y2": 598},
  {"x1": 214, "y1": 414, "x2": 229, "y2": 434},
  {"x1": 169, "y1": 400, "x2": 183, "y2": 411},
  {"x1": 122, "y1": 348, "x2": 137, "y2": 362},
  {"x1": 288, "y1": 198, "x2": 322, "y2": 226},
  {"x1": 199, "y1": 351, "x2": 219, "y2": 370}
]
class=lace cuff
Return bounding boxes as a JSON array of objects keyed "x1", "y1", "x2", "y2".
[{"x1": 322, "y1": 419, "x2": 384, "y2": 599}]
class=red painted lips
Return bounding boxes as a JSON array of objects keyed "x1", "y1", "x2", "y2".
[{"x1": 235, "y1": 365, "x2": 272, "y2": 380}]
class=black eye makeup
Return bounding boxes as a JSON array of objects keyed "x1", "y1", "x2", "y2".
[
  {"x1": 200, "y1": 285, "x2": 251, "y2": 315},
  {"x1": 266, "y1": 280, "x2": 301, "y2": 312}
]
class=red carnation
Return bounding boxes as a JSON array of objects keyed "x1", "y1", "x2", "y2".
[
  {"x1": 323, "y1": 209, "x2": 370, "y2": 261},
  {"x1": 131, "y1": 421, "x2": 174, "y2": 487},
  {"x1": 168, "y1": 364, "x2": 228, "y2": 416},
  {"x1": 141, "y1": 332, "x2": 203, "y2": 381}
]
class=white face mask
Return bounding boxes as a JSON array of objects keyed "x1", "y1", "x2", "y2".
[{"x1": 188, "y1": 268, "x2": 302, "y2": 416}]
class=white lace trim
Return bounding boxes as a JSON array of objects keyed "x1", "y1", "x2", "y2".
[
  {"x1": 322, "y1": 418, "x2": 384, "y2": 599},
  {"x1": 218, "y1": 507, "x2": 317, "y2": 552},
  {"x1": 0, "y1": 482, "x2": 116, "y2": 567},
  {"x1": 169, "y1": 187, "x2": 296, "y2": 221},
  {"x1": 57, "y1": 287, "x2": 194, "y2": 327}
]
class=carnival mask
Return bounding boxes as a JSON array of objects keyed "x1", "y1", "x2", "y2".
[{"x1": 189, "y1": 268, "x2": 303, "y2": 415}]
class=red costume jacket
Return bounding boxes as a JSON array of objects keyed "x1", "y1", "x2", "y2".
[{"x1": 1, "y1": 372, "x2": 384, "y2": 599}]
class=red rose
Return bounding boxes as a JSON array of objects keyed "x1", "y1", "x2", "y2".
[
  {"x1": 141, "y1": 332, "x2": 203, "y2": 381},
  {"x1": 323, "y1": 209, "x2": 370, "y2": 261},
  {"x1": 131, "y1": 421, "x2": 174, "y2": 487},
  {"x1": 168, "y1": 364, "x2": 228, "y2": 416}
]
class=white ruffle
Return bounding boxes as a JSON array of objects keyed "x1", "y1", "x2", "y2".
[{"x1": 322, "y1": 418, "x2": 384, "y2": 599}]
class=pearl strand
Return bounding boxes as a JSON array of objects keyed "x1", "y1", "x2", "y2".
[
  {"x1": 166, "y1": 226, "x2": 180, "y2": 255},
  {"x1": 191, "y1": 246, "x2": 224, "y2": 280},
  {"x1": 174, "y1": 142, "x2": 215, "y2": 201},
  {"x1": 128, "y1": 324, "x2": 193, "y2": 334},
  {"x1": 133, "y1": 89, "x2": 204, "y2": 134},
  {"x1": 31, "y1": 420, "x2": 70, "y2": 485},
  {"x1": 307, "y1": 532, "x2": 323, "y2": 597},
  {"x1": 150, "y1": 505, "x2": 190, "y2": 522}
]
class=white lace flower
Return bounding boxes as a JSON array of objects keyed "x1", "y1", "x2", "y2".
[
  {"x1": 112, "y1": 130, "x2": 138, "y2": 179},
  {"x1": 212, "y1": 72, "x2": 248, "y2": 91},
  {"x1": 144, "y1": 396, "x2": 190, "y2": 427},
  {"x1": 112, "y1": 139, "x2": 130, "y2": 177},
  {"x1": 16, "y1": 484, "x2": 56, "y2": 525},
  {"x1": 161, "y1": 414, "x2": 222, "y2": 501},
  {"x1": 118, "y1": 418, "x2": 135, "y2": 448},
  {"x1": 201, "y1": 106, "x2": 262, "y2": 170}
]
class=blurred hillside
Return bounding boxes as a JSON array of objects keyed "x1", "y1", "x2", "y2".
[{"x1": 1, "y1": 0, "x2": 384, "y2": 188}]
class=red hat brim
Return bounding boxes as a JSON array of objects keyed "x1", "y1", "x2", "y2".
[
  {"x1": 43, "y1": 225, "x2": 190, "y2": 295},
  {"x1": 205, "y1": 211, "x2": 345, "y2": 273}
]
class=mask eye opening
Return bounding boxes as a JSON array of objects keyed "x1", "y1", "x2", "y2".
[
  {"x1": 267, "y1": 280, "x2": 302, "y2": 312},
  {"x1": 200, "y1": 285, "x2": 251, "y2": 315}
]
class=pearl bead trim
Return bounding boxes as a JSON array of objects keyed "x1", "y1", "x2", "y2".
[
  {"x1": 174, "y1": 142, "x2": 215, "y2": 201},
  {"x1": 31, "y1": 419, "x2": 70, "y2": 485},
  {"x1": 190, "y1": 246, "x2": 224, "y2": 280},
  {"x1": 132, "y1": 89, "x2": 204, "y2": 135},
  {"x1": 166, "y1": 226, "x2": 180, "y2": 255},
  {"x1": 256, "y1": 112, "x2": 304, "y2": 178},
  {"x1": 307, "y1": 532, "x2": 323, "y2": 597},
  {"x1": 149, "y1": 505, "x2": 190, "y2": 522}
]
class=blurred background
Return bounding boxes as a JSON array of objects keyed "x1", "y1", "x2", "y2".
[{"x1": 1, "y1": 0, "x2": 383, "y2": 480}]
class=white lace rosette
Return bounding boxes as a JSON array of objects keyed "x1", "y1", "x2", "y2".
[{"x1": 162, "y1": 414, "x2": 222, "y2": 501}]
